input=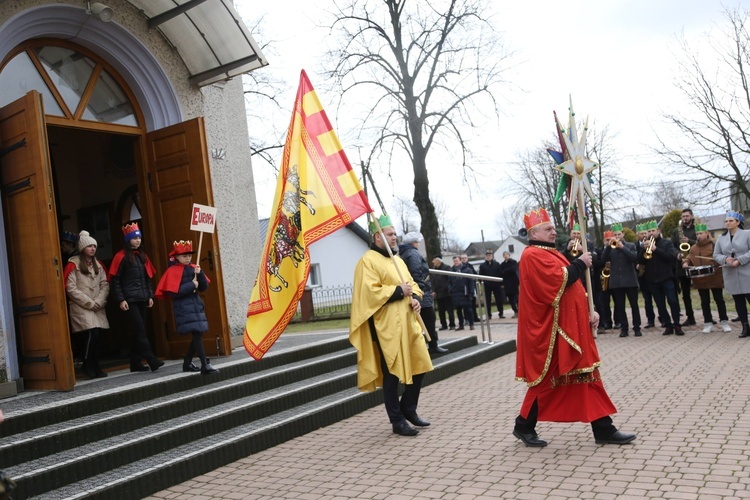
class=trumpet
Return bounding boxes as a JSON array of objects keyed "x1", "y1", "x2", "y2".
[
  {"x1": 610, "y1": 238, "x2": 618, "y2": 249},
  {"x1": 570, "y1": 238, "x2": 580, "y2": 257},
  {"x1": 644, "y1": 236, "x2": 655, "y2": 260}
]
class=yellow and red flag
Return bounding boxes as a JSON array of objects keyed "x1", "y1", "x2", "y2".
[{"x1": 244, "y1": 70, "x2": 372, "y2": 360}]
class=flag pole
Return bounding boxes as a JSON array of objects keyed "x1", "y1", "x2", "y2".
[
  {"x1": 363, "y1": 168, "x2": 431, "y2": 342},
  {"x1": 574, "y1": 193, "x2": 597, "y2": 339}
]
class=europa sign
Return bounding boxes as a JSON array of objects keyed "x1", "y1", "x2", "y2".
[{"x1": 191, "y1": 203, "x2": 217, "y2": 233}]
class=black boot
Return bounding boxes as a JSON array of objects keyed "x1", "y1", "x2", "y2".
[
  {"x1": 183, "y1": 359, "x2": 200, "y2": 372},
  {"x1": 739, "y1": 323, "x2": 750, "y2": 338},
  {"x1": 201, "y1": 358, "x2": 219, "y2": 375}
]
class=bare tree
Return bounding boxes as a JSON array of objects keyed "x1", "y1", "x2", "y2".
[
  {"x1": 392, "y1": 195, "x2": 419, "y2": 234},
  {"x1": 243, "y1": 17, "x2": 290, "y2": 171},
  {"x1": 324, "y1": 0, "x2": 512, "y2": 259},
  {"x1": 507, "y1": 145, "x2": 568, "y2": 229},
  {"x1": 645, "y1": 180, "x2": 689, "y2": 215},
  {"x1": 656, "y1": 6, "x2": 750, "y2": 209}
]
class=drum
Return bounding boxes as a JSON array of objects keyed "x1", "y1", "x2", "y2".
[{"x1": 686, "y1": 265, "x2": 715, "y2": 278}]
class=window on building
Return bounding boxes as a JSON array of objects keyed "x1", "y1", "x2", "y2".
[
  {"x1": 508, "y1": 244, "x2": 515, "y2": 254},
  {"x1": 308, "y1": 263, "x2": 321, "y2": 287}
]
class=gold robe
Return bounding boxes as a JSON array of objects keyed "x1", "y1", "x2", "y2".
[{"x1": 349, "y1": 249, "x2": 433, "y2": 392}]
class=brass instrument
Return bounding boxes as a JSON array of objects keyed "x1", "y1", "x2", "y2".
[
  {"x1": 610, "y1": 238, "x2": 618, "y2": 249},
  {"x1": 644, "y1": 236, "x2": 655, "y2": 260},
  {"x1": 570, "y1": 238, "x2": 580, "y2": 257},
  {"x1": 601, "y1": 264, "x2": 610, "y2": 291},
  {"x1": 678, "y1": 220, "x2": 691, "y2": 256}
]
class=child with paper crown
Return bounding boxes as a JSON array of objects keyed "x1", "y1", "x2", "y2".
[
  {"x1": 109, "y1": 222, "x2": 163, "y2": 373},
  {"x1": 155, "y1": 240, "x2": 219, "y2": 375}
]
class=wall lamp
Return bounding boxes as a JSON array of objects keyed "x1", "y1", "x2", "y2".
[{"x1": 86, "y1": 2, "x2": 114, "y2": 23}]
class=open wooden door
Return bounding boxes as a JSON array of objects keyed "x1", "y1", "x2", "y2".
[
  {"x1": 143, "y1": 117, "x2": 230, "y2": 358},
  {"x1": 0, "y1": 91, "x2": 74, "y2": 391}
]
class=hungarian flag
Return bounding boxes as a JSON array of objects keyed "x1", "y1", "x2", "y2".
[{"x1": 244, "y1": 70, "x2": 373, "y2": 360}]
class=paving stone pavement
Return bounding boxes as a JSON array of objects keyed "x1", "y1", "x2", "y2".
[{"x1": 149, "y1": 317, "x2": 750, "y2": 499}]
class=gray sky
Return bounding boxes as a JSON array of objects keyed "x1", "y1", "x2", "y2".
[{"x1": 239, "y1": 0, "x2": 748, "y2": 246}]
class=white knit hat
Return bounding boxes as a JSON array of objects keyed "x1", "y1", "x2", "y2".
[
  {"x1": 402, "y1": 232, "x2": 423, "y2": 245},
  {"x1": 77, "y1": 230, "x2": 97, "y2": 252}
]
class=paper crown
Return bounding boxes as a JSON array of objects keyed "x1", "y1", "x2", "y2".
[
  {"x1": 646, "y1": 220, "x2": 658, "y2": 230},
  {"x1": 572, "y1": 223, "x2": 581, "y2": 231},
  {"x1": 635, "y1": 223, "x2": 646, "y2": 233},
  {"x1": 611, "y1": 222, "x2": 623, "y2": 232},
  {"x1": 523, "y1": 208, "x2": 551, "y2": 230},
  {"x1": 368, "y1": 214, "x2": 393, "y2": 233},
  {"x1": 603, "y1": 230, "x2": 615, "y2": 238},
  {"x1": 170, "y1": 240, "x2": 194, "y2": 257},
  {"x1": 726, "y1": 210, "x2": 745, "y2": 223},
  {"x1": 122, "y1": 222, "x2": 142, "y2": 242},
  {"x1": 61, "y1": 230, "x2": 78, "y2": 244},
  {"x1": 695, "y1": 223, "x2": 707, "y2": 232}
]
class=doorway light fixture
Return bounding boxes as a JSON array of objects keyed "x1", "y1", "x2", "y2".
[{"x1": 86, "y1": 2, "x2": 113, "y2": 23}]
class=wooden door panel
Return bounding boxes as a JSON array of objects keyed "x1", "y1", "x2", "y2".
[
  {"x1": 144, "y1": 117, "x2": 229, "y2": 358},
  {"x1": 0, "y1": 91, "x2": 74, "y2": 391}
]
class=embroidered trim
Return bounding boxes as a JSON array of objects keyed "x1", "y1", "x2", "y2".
[
  {"x1": 551, "y1": 367, "x2": 602, "y2": 388},
  {"x1": 524, "y1": 266, "x2": 569, "y2": 387}
]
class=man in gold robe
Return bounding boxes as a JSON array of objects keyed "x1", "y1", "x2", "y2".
[{"x1": 350, "y1": 215, "x2": 434, "y2": 436}]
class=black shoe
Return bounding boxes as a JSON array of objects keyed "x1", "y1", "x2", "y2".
[
  {"x1": 513, "y1": 430, "x2": 548, "y2": 447},
  {"x1": 674, "y1": 325, "x2": 685, "y2": 336},
  {"x1": 603, "y1": 323, "x2": 612, "y2": 330},
  {"x1": 438, "y1": 326, "x2": 448, "y2": 331},
  {"x1": 614, "y1": 323, "x2": 622, "y2": 329},
  {"x1": 183, "y1": 361, "x2": 200, "y2": 373},
  {"x1": 201, "y1": 363, "x2": 219, "y2": 375},
  {"x1": 498, "y1": 315, "x2": 505, "y2": 319},
  {"x1": 429, "y1": 346, "x2": 449, "y2": 354},
  {"x1": 130, "y1": 363, "x2": 150, "y2": 372},
  {"x1": 595, "y1": 431, "x2": 636, "y2": 445},
  {"x1": 455, "y1": 326, "x2": 465, "y2": 331},
  {"x1": 392, "y1": 420, "x2": 419, "y2": 436},
  {"x1": 739, "y1": 324, "x2": 750, "y2": 338},
  {"x1": 405, "y1": 414, "x2": 431, "y2": 427},
  {"x1": 732, "y1": 316, "x2": 741, "y2": 322},
  {"x1": 634, "y1": 329, "x2": 642, "y2": 337},
  {"x1": 662, "y1": 327, "x2": 674, "y2": 336},
  {"x1": 449, "y1": 326, "x2": 455, "y2": 330},
  {"x1": 150, "y1": 360, "x2": 165, "y2": 372},
  {"x1": 95, "y1": 370, "x2": 108, "y2": 378},
  {"x1": 619, "y1": 330, "x2": 628, "y2": 338},
  {"x1": 681, "y1": 318, "x2": 696, "y2": 326},
  {"x1": 643, "y1": 323, "x2": 655, "y2": 329},
  {"x1": 82, "y1": 366, "x2": 97, "y2": 379}
]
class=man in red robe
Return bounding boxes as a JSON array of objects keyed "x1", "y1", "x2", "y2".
[{"x1": 513, "y1": 208, "x2": 636, "y2": 447}]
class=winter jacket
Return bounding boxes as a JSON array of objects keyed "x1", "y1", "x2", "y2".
[
  {"x1": 714, "y1": 229, "x2": 750, "y2": 295},
  {"x1": 65, "y1": 256, "x2": 110, "y2": 333},
  {"x1": 638, "y1": 235, "x2": 678, "y2": 284},
  {"x1": 478, "y1": 258, "x2": 503, "y2": 290},
  {"x1": 432, "y1": 262, "x2": 452, "y2": 298},
  {"x1": 398, "y1": 243, "x2": 434, "y2": 308},
  {"x1": 684, "y1": 239, "x2": 723, "y2": 290},
  {"x1": 164, "y1": 263, "x2": 210, "y2": 334},
  {"x1": 601, "y1": 241, "x2": 639, "y2": 289},
  {"x1": 498, "y1": 258, "x2": 519, "y2": 295},
  {"x1": 449, "y1": 265, "x2": 475, "y2": 307},
  {"x1": 111, "y1": 250, "x2": 154, "y2": 303}
]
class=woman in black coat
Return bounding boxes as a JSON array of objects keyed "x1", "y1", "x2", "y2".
[
  {"x1": 499, "y1": 251, "x2": 520, "y2": 317},
  {"x1": 449, "y1": 256, "x2": 474, "y2": 330}
]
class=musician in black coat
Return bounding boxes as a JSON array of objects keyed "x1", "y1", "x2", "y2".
[{"x1": 639, "y1": 221, "x2": 683, "y2": 336}]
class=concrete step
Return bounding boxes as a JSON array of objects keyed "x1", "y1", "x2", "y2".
[{"x1": 4, "y1": 335, "x2": 515, "y2": 499}]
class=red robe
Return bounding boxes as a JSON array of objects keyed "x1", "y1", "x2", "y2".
[{"x1": 516, "y1": 244, "x2": 616, "y2": 423}]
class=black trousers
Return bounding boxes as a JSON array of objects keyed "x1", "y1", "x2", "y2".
[
  {"x1": 435, "y1": 296, "x2": 455, "y2": 328},
  {"x1": 81, "y1": 327, "x2": 103, "y2": 372},
  {"x1": 377, "y1": 338, "x2": 424, "y2": 424},
  {"x1": 184, "y1": 331, "x2": 208, "y2": 366},
  {"x1": 612, "y1": 287, "x2": 642, "y2": 330},
  {"x1": 484, "y1": 285, "x2": 506, "y2": 317},
  {"x1": 650, "y1": 279, "x2": 681, "y2": 327},
  {"x1": 125, "y1": 301, "x2": 159, "y2": 367},
  {"x1": 698, "y1": 288, "x2": 728, "y2": 323},
  {"x1": 514, "y1": 398, "x2": 617, "y2": 440},
  {"x1": 732, "y1": 293, "x2": 750, "y2": 324},
  {"x1": 678, "y1": 275, "x2": 695, "y2": 320},
  {"x1": 638, "y1": 276, "x2": 656, "y2": 324},
  {"x1": 420, "y1": 306, "x2": 439, "y2": 347}
]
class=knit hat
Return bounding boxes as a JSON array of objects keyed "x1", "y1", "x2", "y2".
[
  {"x1": 402, "y1": 232, "x2": 423, "y2": 245},
  {"x1": 77, "y1": 230, "x2": 97, "y2": 252},
  {"x1": 122, "y1": 222, "x2": 142, "y2": 242},
  {"x1": 61, "y1": 230, "x2": 78, "y2": 244}
]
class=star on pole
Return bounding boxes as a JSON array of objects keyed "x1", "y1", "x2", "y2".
[{"x1": 554, "y1": 97, "x2": 598, "y2": 217}]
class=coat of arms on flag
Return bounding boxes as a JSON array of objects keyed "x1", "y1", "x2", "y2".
[{"x1": 244, "y1": 70, "x2": 372, "y2": 360}]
